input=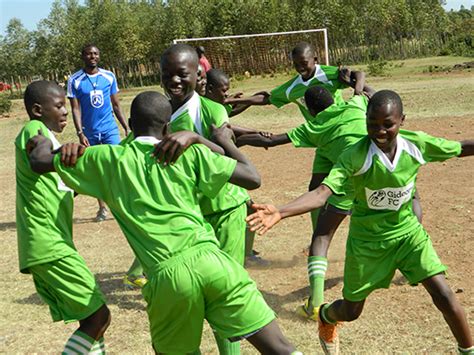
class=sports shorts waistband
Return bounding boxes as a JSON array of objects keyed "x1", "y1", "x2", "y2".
[{"x1": 149, "y1": 242, "x2": 219, "y2": 275}]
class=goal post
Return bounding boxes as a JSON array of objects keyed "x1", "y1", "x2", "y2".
[{"x1": 173, "y1": 28, "x2": 329, "y2": 76}]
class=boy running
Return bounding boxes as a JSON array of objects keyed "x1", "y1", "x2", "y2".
[
  {"x1": 27, "y1": 91, "x2": 301, "y2": 355},
  {"x1": 247, "y1": 90, "x2": 474, "y2": 355},
  {"x1": 16, "y1": 80, "x2": 110, "y2": 354}
]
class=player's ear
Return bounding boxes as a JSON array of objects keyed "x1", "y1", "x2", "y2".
[
  {"x1": 400, "y1": 114, "x2": 406, "y2": 126},
  {"x1": 31, "y1": 103, "x2": 42, "y2": 119}
]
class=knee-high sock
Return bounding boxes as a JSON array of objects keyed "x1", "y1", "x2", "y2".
[
  {"x1": 308, "y1": 256, "x2": 328, "y2": 309},
  {"x1": 62, "y1": 330, "x2": 96, "y2": 354}
]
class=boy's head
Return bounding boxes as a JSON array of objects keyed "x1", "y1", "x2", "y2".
[
  {"x1": 366, "y1": 90, "x2": 405, "y2": 150},
  {"x1": 291, "y1": 42, "x2": 317, "y2": 80},
  {"x1": 81, "y1": 44, "x2": 100, "y2": 69},
  {"x1": 196, "y1": 46, "x2": 205, "y2": 58},
  {"x1": 195, "y1": 64, "x2": 207, "y2": 96},
  {"x1": 129, "y1": 91, "x2": 172, "y2": 137},
  {"x1": 205, "y1": 69, "x2": 230, "y2": 104},
  {"x1": 24, "y1": 80, "x2": 68, "y2": 133},
  {"x1": 304, "y1": 86, "x2": 334, "y2": 116},
  {"x1": 160, "y1": 44, "x2": 199, "y2": 105}
]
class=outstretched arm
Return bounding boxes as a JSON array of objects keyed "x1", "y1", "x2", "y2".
[
  {"x1": 246, "y1": 184, "x2": 333, "y2": 234},
  {"x1": 211, "y1": 124, "x2": 261, "y2": 190},
  {"x1": 224, "y1": 92, "x2": 270, "y2": 106},
  {"x1": 236, "y1": 133, "x2": 290, "y2": 148},
  {"x1": 338, "y1": 68, "x2": 374, "y2": 98},
  {"x1": 460, "y1": 140, "x2": 474, "y2": 157}
]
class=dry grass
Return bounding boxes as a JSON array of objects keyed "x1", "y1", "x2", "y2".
[{"x1": 1, "y1": 56, "x2": 473, "y2": 354}]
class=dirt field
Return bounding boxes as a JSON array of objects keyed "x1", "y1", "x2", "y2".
[{"x1": 0, "y1": 56, "x2": 473, "y2": 353}]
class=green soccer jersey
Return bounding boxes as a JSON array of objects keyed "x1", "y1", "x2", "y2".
[
  {"x1": 54, "y1": 137, "x2": 237, "y2": 274},
  {"x1": 322, "y1": 130, "x2": 462, "y2": 241},
  {"x1": 269, "y1": 65, "x2": 348, "y2": 121},
  {"x1": 170, "y1": 91, "x2": 249, "y2": 215},
  {"x1": 15, "y1": 120, "x2": 75, "y2": 273},
  {"x1": 287, "y1": 94, "x2": 368, "y2": 154}
]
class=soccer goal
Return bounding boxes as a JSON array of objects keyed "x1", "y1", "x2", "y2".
[{"x1": 173, "y1": 28, "x2": 329, "y2": 76}]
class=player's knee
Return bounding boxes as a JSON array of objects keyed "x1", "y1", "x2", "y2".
[{"x1": 430, "y1": 285, "x2": 456, "y2": 309}]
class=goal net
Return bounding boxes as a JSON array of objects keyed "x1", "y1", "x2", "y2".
[{"x1": 174, "y1": 28, "x2": 329, "y2": 76}]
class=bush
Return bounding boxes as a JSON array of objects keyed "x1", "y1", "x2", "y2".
[
  {"x1": 0, "y1": 94, "x2": 12, "y2": 115},
  {"x1": 367, "y1": 61, "x2": 393, "y2": 76}
]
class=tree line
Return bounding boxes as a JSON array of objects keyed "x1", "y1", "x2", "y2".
[{"x1": 0, "y1": 0, "x2": 472, "y2": 88}]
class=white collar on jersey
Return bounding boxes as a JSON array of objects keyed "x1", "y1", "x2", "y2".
[
  {"x1": 354, "y1": 135, "x2": 426, "y2": 175},
  {"x1": 285, "y1": 64, "x2": 333, "y2": 99},
  {"x1": 46, "y1": 128, "x2": 61, "y2": 150},
  {"x1": 169, "y1": 91, "x2": 203, "y2": 135},
  {"x1": 134, "y1": 136, "x2": 161, "y2": 145}
]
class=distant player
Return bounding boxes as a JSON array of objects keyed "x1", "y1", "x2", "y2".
[
  {"x1": 68, "y1": 43, "x2": 128, "y2": 222},
  {"x1": 247, "y1": 90, "x2": 474, "y2": 355},
  {"x1": 16, "y1": 80, "x2": 110, "y2": 353},
  {"x1": 27, "y1": 91, "x2": 301, "y2": 355},
  {"x1": 196, "y1": 45, "x2": 212, "y2": 72},
  {"x1": 195, "y1": 64, "x2": 207, "y2": 96}
]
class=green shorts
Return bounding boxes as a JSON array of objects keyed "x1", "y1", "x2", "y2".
[
  {"x1": 343, "y1": 226, "x2": 447, "y2": 302},
  {"x1": 142, "y1": 243, "x2": 275, "y2": 354},
  {"x1": 28, "y1": 253, "x2": 106, "y2": 323},
  {"x1": 205, "y1": 202, "x2": 247, "y2": 265}
]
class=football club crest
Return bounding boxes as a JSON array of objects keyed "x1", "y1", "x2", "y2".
[{"x1": 90, "y1": 89, "x2": 104, "y2": 108}]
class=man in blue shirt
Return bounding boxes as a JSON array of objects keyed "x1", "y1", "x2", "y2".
[{"x1": 67, "y1": 44, "x2": 129, "y2": 222}]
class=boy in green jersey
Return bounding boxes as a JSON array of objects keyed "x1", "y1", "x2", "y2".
[
  {"x1": 157, "y1": 44, "x2": 261, "y2": 353},
  {"x1": 204, "y1": 68, "x2": 272, "y2": 266},
  {"x1": 246, "y1": 90, "x2": 474, "y2": 355},
  {"x1": 15, "y1": 81, "x2": 110, "y2": 354},
  {"x1": 27, "y1": 91, "x2": 301, "y2": 355}
]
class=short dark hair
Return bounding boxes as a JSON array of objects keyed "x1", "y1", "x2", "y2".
[
  {"x1": 368, "y1": 90, "x2": 403, "y2": 116},
  {"x1": 24, "y1": 80, "x2": 63, "y2": 119},
  {"x1": 206, "y1": 69, "x2": 228, "y2": 88},
  {"x1": 291, "y1": 42, "x2": 315, "y2": 59},
  {"x1": 81, "y1": 43, "x2": 99, "y2": 55},
  {"x1": 161, "y1": 44, "x2": 199, "y2": 67},
  {"x1": 304, "y1": 86, "x2": 334, "y2": 115},
  {"x1": 196, "y1": 46, "x2": 205, "y2": 56},
  {"x1": 130, "y1": 91, "x2": 172, "y2": 134}
]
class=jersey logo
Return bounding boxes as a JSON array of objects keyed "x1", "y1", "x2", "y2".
[
  {"x1": 365, "y1": 181, "x2": 414, "y2": 211},
  {"x1": 90, "y1": 89, "x2": 104, "y2": 108}
]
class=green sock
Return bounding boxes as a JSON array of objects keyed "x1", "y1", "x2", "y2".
[
  {"x1": 214, "y1": 331, "x2": 240, "y2": 355},
  {"x1": 89, "y1": 337, "x2": 105, "y2": 354},
  {"x1": 310, "y1": 208, "x2": 321, "y2": 231},
  {"x1": 308, "y1": 256, "x2": 328, "y2": 310},
  {"x1": 126, "y1": 257, "x2": 144, "y2": 277},
  {"x1": 320, "y1": 302, "x2": 337, "y2": 325},
  {"x1": 63, "y1": 330, "x2": 95, "y2": 354}
]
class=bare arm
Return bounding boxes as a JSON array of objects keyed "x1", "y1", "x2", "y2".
[
  {"x1": 69, "y1": 97, "x2": 90, "y2": 147},
  {"x1": 27, "y1": 136, "x2": 56, "y2": 174},
  {"x1": 338, "y1": 68, "x2": 374, "y2": 98},
  {"x1": 211, "y1": 124, "x2": 260, "y2": 190},
  {"x1": 236, "y1": 133, "x2": 290, "y2": 148},
  {"x1": 246, "y1": 185, "x2": 333, "y2": 234},
  {"x1": 229, "y1": 103, "x2": 251, "y2": 117},
  {"x1": 350, "y1": 70, "x2": 366, "y2": 95},
  {"x1": 224, "y1": 93, "x2": 270, "y2": 106},
  {"x1": 153, "y1": 131, "x2": 225, "y2": 165},
  {"x1": 460, "y1": 140, "x2": 474, "y2": 157},
  {"x1": 110, "y1": 93, "x2": 129, "y2": 135}
]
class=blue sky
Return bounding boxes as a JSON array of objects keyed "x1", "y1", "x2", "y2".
[{"x1": 1, "y1": 0, "x2": 473, "y2": 35}]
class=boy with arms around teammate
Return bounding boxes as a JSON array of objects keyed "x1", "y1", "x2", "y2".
[
  {"x1": 157, "y1": 44, "x2": 254, "y2": 354},
  {"x1": 247, "y1": 90, "x2": 474, "y2": 355},
  {"x1": 16, "y1": 81, "x2": 110, "y2": 354},
  {"x1": 27, "y1": 91, "x2": 301, "y2": 355}
]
